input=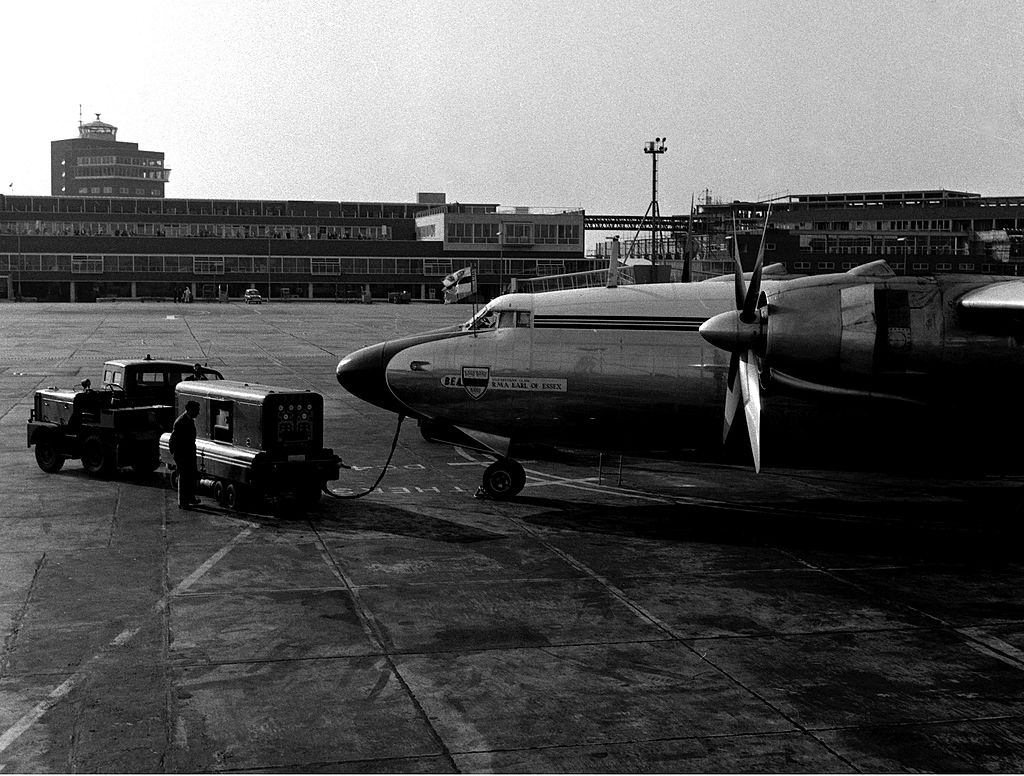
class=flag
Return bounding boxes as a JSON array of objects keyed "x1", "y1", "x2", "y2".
[{"x1": 442, "y1": 266, "x2": 474, "y2": 303}]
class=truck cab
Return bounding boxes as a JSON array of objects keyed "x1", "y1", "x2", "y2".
[{"x1": 27, "y1": 357, "x2": 224, "y2": 477}]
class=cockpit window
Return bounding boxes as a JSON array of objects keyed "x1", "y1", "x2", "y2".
[{"x1": 465, "y1": 308, "x2": 497, "y2": 331}]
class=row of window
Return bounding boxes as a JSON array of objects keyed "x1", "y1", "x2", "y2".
[
  {"x1": 0, "y1": 254, "x2": 577, "y2": 277},
  {"x1": 446, "y1": 221, "x2": 581, "y2": 245},
  {"x1": 73, "y1": 187, "x2": 162, "y2": 196},
  {"x1": 76, "y1": 167, "x2": 170, "y2": 181},
  {"x1": 2, "y1": 196, "x2": 422, "y2": 218},
  {"x1": 76, "y1": 156, "x2": 164, "y2": 167},
  {"x1": 788, "y1": 261, "x2": 998, "y2": 272},
  {"x1": 0, "y1": 220, "x2": 391, "y2": 240},
  {"x1": 788, "y1": 219, "x2": 956, "y2": 232}
]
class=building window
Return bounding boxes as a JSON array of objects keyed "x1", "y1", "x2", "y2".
[
  {"x1": 793, "y1": 261, "x2": 811, "y2": 270},
  {"x1": 423, "y1": 259, "x2": 454, "y2": 275},
  {"x1": 71, "y1": 255, "x2": 103, "y2": 273},
  {"x1": 502, "y1": 222, "x2": 533, "y2": 245},
  {"x1": 536, "y1": 261, "x2": 565, "y2": 275},
  {"x1": 311, "y1": 257, "x2": 340, "y2": 275},
  {"x1": 958, "y1": 263, "x2": 975, "y2": 270},
  {"x1": 194, "y1": 256, "x2": 224, "y2": 274}
]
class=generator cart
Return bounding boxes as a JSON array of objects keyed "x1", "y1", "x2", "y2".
[
  {"x1": 160, "y1": 380, "x2": 342, "y2": 509},
  {"x1": 27, "y1": 357, "x2": 224, "y2": 476}
]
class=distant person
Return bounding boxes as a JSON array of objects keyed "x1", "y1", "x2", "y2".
[{"x1": 170, "y1": 400, "x2": 201, "y2": 509}]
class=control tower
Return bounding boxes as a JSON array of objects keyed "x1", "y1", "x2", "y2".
[{"x1": 51, "y1": 114, "x2": 170, "y2": 197}]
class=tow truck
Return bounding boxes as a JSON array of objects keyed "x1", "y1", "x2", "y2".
[{"x1": 27, "y1": 357, "x2": 224, "y2": 476}]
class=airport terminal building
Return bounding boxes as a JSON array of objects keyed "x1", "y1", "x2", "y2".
[
  {"x1": 597, "y1": 189, "x2": 1024, "y2": 281},
  {"x1": 0, "y1": 194, "x2": 591, "y2": 302}
]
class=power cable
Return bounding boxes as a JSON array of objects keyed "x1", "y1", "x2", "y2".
[{"x1": 322, "y1": 414, "x2": 406, "y2": 499}]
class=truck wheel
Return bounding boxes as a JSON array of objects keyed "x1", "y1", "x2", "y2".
[
  {"x1": 131, "y1": 444, "x2": 161, "y2": 475},
  {"x1": 81, "y1": 435, "x2": 114, "y2": 477},
  {"x1": 34, "y1": 440, "x2": 66, "y2": 473}
]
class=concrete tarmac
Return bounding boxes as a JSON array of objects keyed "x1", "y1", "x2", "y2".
[{"x1": 2, "y1": 301, "x2": 1024, "y2": 772}]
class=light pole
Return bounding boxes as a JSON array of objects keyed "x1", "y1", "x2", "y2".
[
  {"x1": 15, "y1": 231, "x2": 22, "y2": 300},
  {"x1": 643, "y1": 137, "x2": 667, "y2": 269}
]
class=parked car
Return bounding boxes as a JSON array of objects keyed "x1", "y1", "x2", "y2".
[{"x1": 244, "y1": 288, "x2": 263, "y2": 304}]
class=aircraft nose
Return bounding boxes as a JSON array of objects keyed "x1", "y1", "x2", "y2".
[{"x1": 336, "y1": 342, "x2": 409, "y2": 415}]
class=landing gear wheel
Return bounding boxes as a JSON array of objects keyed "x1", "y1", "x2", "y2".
[
  {"x1": 81, "y1": 435, "x2": 114, "y2": 477},
  {"x1": 481, "y1": 458, "x2": 526, "y2": 500},
  {"x1": 34, "y1": 440, "x2": 65, "y2": 473}
]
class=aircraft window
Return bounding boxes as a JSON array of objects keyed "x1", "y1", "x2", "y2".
[
  {"x1": 467, "y1": 310, "x2": 497, "y2": 330},
  {"x1": 498, "y1": 311, "x2": 516, "y2": 328},
  {"x1": 516, "y1": 311, "x2": 532, "y2": 328}
]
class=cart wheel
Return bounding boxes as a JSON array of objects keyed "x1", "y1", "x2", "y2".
[
  {"x1": 295, "y1": 479, "x2": 322, "y2": 508},
  {"x1": 168, "y1": 468, "x2": 179, "y2": 490},
  {"x1": 213, "y1": 479, "x2": 226, "y2": 505},
  {"x1": 224, "y1": 482, "x2": 243, "y2": 510},
  {"x1": 34, "y1": 439, "x2": 66, "y2": 473},
  {"x1": 81, "y1": 435, "x2": 114, "y2": 477}
]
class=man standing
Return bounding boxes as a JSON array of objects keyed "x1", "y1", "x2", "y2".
[{"x1": 170, "y1": 400, "x2": 201, "y2": 509}]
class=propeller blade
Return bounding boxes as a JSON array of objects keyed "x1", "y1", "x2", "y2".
[
  {"x1": 737, "y1": 352, "x2": 762, "y2": 473},
  {"x1": 731, "y1": 213, "x2": 745, "y2": 309},
  {"x1": 741, "y1": 203, "x2": 772, "y2": 323},
  {"x1": 723, "y1": 352, "x2": 740, "y2": 443}
]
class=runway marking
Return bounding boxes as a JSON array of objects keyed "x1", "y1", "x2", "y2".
[
  {"x1": 958, "y1": 627, "x2": 1024, "y2": 671},
  {"x1": 0, "y1": 527, "x2": 253, "y2": 758}
]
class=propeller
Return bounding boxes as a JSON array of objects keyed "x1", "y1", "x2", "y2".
[{"x1": 700, "y1": 204, "x2": 772, "y2": 471}]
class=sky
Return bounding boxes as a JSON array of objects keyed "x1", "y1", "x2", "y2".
[{"x1": 3, "y1": 0, "x2": 1024, "y2": 219}]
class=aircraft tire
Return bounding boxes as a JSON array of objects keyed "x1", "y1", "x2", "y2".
[{"x1": 481, "y1": 459, "x2": 525, "y2": 500}]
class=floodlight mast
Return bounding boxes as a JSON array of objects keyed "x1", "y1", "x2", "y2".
[{"x1": 643, "y1": 138, "x2": 667, "y2": 268}]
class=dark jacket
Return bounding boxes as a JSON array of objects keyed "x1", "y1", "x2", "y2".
[{"x1": 170, "y1": 411, "x2": 197, "y2": 463}]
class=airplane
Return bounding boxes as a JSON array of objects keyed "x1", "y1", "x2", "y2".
[{"x1": 336, "y1": 235, "x2": 1024, "y2": 499}]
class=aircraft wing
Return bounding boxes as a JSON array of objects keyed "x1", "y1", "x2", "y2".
[{"x1": 958, "y1": 280, "x2": 1024, "y2": 311}]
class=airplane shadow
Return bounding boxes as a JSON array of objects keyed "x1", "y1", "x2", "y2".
[{"x1": 517, "y1": 485, "x2": 1024, "y2": 567}]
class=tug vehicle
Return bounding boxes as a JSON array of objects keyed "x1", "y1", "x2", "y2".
[
  {"x1": 160, "y1": 380, "x2": 342, "y2": 509},
  {"x1": 27, "y1": 358, "x2": 223, "y2": 476}
]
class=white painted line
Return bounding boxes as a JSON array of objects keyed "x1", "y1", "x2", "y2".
[
  {"x1": 0, "y1": 527, "x2": 253, "y2": 756},
  {"x1": 958, "y1": 627, "x2": 1024, "y2": 670},
  {"x1": 452, "y1": 445, "x2": 681, "y2": 502}
]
